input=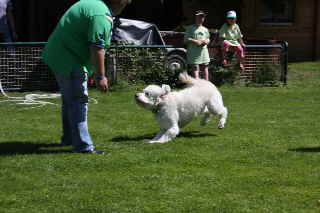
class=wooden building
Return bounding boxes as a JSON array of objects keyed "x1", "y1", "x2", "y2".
[
  {"x1": 241, "y1": 0, "x2": 320, "y2": 61},
  {"x1": 181, "y1": 0, "x2": 320, "y2": 61}
]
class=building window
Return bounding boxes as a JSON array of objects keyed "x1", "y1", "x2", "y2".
[{"x1": 259, "y1": 0, "x2": 295, "y2": 25}]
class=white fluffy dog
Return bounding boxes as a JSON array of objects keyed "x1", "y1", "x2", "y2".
[{"x1": 135, "y1": 72, "x2": 228, "y2": 143}]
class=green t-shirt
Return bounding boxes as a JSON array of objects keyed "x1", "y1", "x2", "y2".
[
  {"x1": 184, "y1": 24, "x2": 210, "y2": 65},
  {"x1": 219, "y1": 23, "x2": 243, "y2": 46},
  {"x1": 43, "y1": 0, "x2": 113, "y2": 76}
]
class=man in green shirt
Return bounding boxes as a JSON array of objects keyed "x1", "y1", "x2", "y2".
[
  {"x1": 43, "y1": 0, "x2": 131, "y2": 154},
  {"x1": 184, "y1": 10, "x2": 211, "y2": 81}
]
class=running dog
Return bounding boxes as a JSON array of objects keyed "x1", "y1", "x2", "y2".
[{"x1": 135, "y1": 72, "x2": 228, "y2": 143}]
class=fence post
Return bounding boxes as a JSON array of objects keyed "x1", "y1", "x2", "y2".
[
  {"x1": 106, "y1": 46, "x2": 118, "y2": 84},
  {"x1": 281, "y1": 41, "x2": 289, "y2": 84}
]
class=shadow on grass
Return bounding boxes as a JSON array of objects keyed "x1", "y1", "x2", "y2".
[
  {"x1": 0, "y1": 142, "x2": 72, "y2": 156},
  {"x1": 112, "y1": 131, "x2": 217, "y2": 143},
  {"x1": 289, "y1": 147, "x2": 320, "y2": 153}
]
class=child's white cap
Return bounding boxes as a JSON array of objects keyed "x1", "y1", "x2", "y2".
[{"x1": 226, "y1": 11, "x2": 237, "y2": 18}]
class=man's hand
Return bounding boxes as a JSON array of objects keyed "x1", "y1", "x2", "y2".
[{"x1": 96, "y1": 77, "x2": 108, "y2": 92}]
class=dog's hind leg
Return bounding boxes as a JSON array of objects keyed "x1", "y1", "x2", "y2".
[
  {"x1": 200, "y1": 107, "x2": 211, "y2": 126},
  {"x1": 200, "y1": 112, "x2": 211, "y2": 126},
  {"x1": 207, "y1": 100, "x2": 228, "y2": 129}
]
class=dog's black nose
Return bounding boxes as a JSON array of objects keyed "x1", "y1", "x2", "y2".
[{"x1": 135, "y1": 94, "x2": 139, "y2": 98}]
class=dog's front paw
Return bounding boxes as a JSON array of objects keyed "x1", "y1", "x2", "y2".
[
  {"x1": 218, "y1": 118, "x2": 226, "y2": 129},
  {"x1": 218, "y1": 122, "x2": 225, "y2": 129}
]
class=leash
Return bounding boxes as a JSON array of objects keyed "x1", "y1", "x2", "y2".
[
  {"x1": 0, "y1": 78, "x2": 60, "y2": 109},
  {"x1": 0, "y1": 78, "x2": 98, "y2": 109}
]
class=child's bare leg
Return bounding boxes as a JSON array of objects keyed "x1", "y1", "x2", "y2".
[
  {"x1": 222, "y1": 40, "x2": 230, "y2": 65},
  {"x1": 192, "y1": 64, "x2": 200, "y2": 79},
  {"x1": 235, "y1": 45, "x2": 245, "y2": 70},
  {"x1": 200, "y1": 64, "x2": 209, "y2": 81}
]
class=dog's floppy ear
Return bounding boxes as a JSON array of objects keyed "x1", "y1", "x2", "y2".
[
  {"x1": 161, "y1": 84, "x2": 171, "y2": 95},
  {"x1": 155, "y1": 84, "x2": 170, "y2": 106},
  {"x1": 155, "y1": 84, "x2": 171, "y2": 105}
]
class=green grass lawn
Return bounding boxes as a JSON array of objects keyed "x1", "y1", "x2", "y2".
[{"x1": 0, "y1": 62, "x2": 320, "y2": 213}]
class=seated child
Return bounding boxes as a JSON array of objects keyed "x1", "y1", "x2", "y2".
[{"x1": 219, "y1": 10, "x2": 245, "y2": 70}]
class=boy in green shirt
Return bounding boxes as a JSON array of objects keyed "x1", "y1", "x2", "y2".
[
  {"x1": 184, "y1": 10, "x2": 211, "y2": 81},
  {"x1": 219, "y1": 10, "x2": 245, "y2": 70},
  {"x1": 43, "y1": 0, "x2": 131, "y2": 154}
]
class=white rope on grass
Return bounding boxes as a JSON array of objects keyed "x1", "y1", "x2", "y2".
[{"x1": 0, "y1": 79, "x2": 98, "y2": 109}]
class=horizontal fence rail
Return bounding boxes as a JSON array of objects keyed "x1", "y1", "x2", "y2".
[{"x1": 0, "y1": 42, "x2": 288, "y2": 91}]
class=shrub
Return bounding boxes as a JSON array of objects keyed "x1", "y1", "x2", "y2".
[
  {"x1": 252, "y1": 63, "x2": 282, "y2": 87},
  {"x1": 108, "y1": 48, "x2": 185, "y2": 88},
  {"x1": 209, "y1": 64, "x2": 241, "y2": 86}
]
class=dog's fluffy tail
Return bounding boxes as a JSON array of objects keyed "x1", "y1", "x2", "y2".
[{"x1": 179, "y1": 72, "x2": 197, "y2": 86}]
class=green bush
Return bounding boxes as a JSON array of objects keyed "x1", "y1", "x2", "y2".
[
  {"x1": 209, "y1": 64, "x2": 241, "y2": 86},
  {"x1": 252, "y1": 63, "x2": 282, "y2": 87},
  {"x1": 110, "y1": 48, "x2": 185, "y2": 88}
]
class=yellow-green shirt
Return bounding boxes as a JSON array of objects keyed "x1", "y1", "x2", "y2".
[
  {"x1": 219, "y1": 23, "x2": 243, "y2": 46},
  {"x1": 184, "y1": 24, "x2": 210, "y2": 65}
]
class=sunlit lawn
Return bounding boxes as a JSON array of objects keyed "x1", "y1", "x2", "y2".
[{"x1": 0, "y1": 62, "x2": 319, "y2": 212}]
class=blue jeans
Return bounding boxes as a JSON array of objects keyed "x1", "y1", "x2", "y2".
[{"x1": 54, "y1": 67, "x2": 94, "y2": 152}]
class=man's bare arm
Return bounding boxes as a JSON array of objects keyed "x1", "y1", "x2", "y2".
[{"x1": 90, "y1": 46, "x2": 108, "y2": 92}]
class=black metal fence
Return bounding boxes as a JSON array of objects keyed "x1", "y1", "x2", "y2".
[
  {"x1": 0, "y1": 42, "x2": 288, "y2": 91},
  {"x1": 108, "y1": 42, "x2": 288, "y2": 86},
  {"x1": 0, "y1": 42, "x2": 56, "y2": 91},
  {"x1": 208, "y1": 42, "x2": 288, "y2": 86}
]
